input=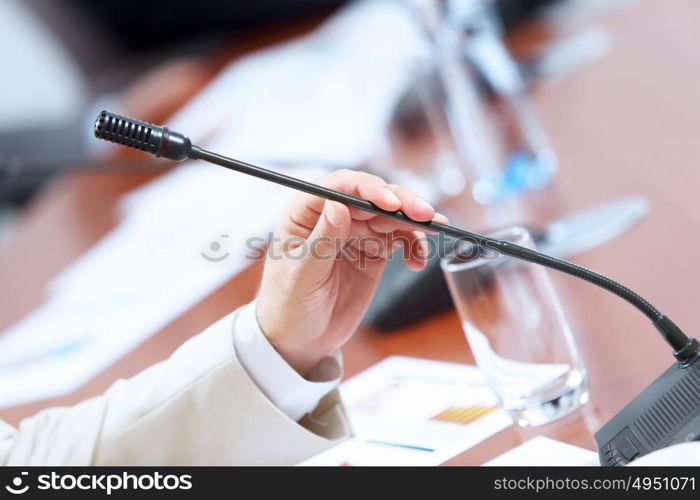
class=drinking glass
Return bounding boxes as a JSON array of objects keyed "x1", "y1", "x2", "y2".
[{"x1": 441, "y1": 226, "x2": 587, "y2": 426}]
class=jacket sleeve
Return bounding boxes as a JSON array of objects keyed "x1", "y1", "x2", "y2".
[{"x1": 0, "y1": 309, "x2": 352, "y2": 465}]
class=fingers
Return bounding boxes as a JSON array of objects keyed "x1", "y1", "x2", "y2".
[
  {"x1": 432, "y1": 212, "x2": 450, "y2": 225},
  {"x1": 390, "y1": 230, "x2": 429, "y2": 271},
  {"x1": 356, "y1": 177, "x2": 401, "y2": 212},
  {"x1": 385, "y1": 184, "x2": 434, "y2": 221},
  {"x1": 285, "y1": 170, "x2": 442, "y2": 234},
  {"x1": 367, "y1": 211, "x2": 450, "y2": 234},
  {"x1": 296, "y1": 201, "x2": 351, "y2": 272},
  {"x1": 290, "y1": 204, "x2": 432, "y2": 276},
  {"x1": 286, "y1": 170, "x2": 400, "y2": 231},
  {"x1": 279, "y1": 169, "x2": 448, "y2": 272},
  {"x1": 342, "y1": 225, "x2": 429, "y2": 271}
]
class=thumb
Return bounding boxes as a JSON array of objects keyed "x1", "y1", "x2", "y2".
[{"x1": 301, "y1": 200, "x2": 351, "y2": 278}]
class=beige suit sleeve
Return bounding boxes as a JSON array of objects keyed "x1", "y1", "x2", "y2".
[{"x1": 0, "y1": 310, "x2": 351, "y2": 466}]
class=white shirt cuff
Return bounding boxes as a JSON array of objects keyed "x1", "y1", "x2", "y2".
[{"x1": 232, "y1": 301, "x2": 342, "y2": 422}]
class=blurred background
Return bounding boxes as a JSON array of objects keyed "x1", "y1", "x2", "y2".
[
  {"x1": 0, "y1": 0, "x2": 577, "y2": 208},
  {"x1": 1, "y1": 0, "x2": 699, "y2": 462}
]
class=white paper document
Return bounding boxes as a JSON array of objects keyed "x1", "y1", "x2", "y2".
[
  {"x1": 0, "y1": 164, "x2": 322, "y2": 408},
  {"x1": 484, "y1": 436, "x2": 599, "y2": 466},
  {"x1": 300, "y1": 356, "x2": 513, "y2": 466},
  {"x1": 165, "y1": 0, "x2": 423, "y2": 168}
]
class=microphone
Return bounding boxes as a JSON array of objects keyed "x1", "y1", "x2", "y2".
[
  {"x1": 94, "y1": 111, "x2": 194, "y2": 161},
  {"x1": 94, "y1": 111, "x2": 700, "y2": 464}
]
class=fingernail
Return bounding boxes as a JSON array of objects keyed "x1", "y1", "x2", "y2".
[
  {"x1": 383, "y1": 187, "x2": 401, "y2": 205},
  {"x1": 325, "y1": 202, "x2": 340, "y2": 226},
  {"x1": 414, "y1": 197, "x2": 434, "y2": 212},
  {"x1": 417, "y1": 240, "x2": 427, "y2": 259},
  {"x1": 365, "y1": 239, "x2": 381, "y2": 256}
]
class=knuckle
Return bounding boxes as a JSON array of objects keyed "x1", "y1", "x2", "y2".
[
  {"x1": 355, "y1": 171, "x2": 385, "y2": 186},
  {"x1": 388, "y1": 183, "x2": 413, "y2": 197},
  {"x1": 335, "y1": 168, "x2": 354, "y2": 178},
  {"x1": 318, "y1": 168, "x2": 350, "y2": 184},
  {"x1": 367, "y1": 173, "x2": 385, "y2": 183}
]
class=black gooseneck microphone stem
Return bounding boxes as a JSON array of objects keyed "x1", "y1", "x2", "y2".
[
  {"x1": 191, "y1": 147, "x2": 695, "y2": 361},
  {"x1": 95, "y1": 111, "x2": 698, "y2": 363}
]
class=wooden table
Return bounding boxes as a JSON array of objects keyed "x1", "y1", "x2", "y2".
[{"x1": 1, "y1": 0, "x2": 699, "y2": 465}]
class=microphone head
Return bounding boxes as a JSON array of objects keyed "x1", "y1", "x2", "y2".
[
  {"x1": 94, "y1": 111, "x2": 193, "y2": 161},
  {"x1": 94, "y1": 111, "x2": 162, "y2": 154}
]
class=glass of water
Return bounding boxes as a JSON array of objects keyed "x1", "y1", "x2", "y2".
[{"x1": 441, "y1": 226, "x2": 587, "y2": 426}]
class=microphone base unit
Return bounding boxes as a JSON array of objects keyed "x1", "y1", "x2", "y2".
[{"x1": 595, "y1": 354, "x2": 700, "y2": 465}]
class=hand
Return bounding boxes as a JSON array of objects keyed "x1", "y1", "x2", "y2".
[{"x1": 255, "y1": 169, "x2": 449, "y2": 376}]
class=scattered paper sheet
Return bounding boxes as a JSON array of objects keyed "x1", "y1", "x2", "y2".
[
  {"x1": 0, "y1": 164, "x2": 323, "y2": 408},
  {"x1": 484, "y1": 436, "x2": 599, "y2": 466},
  {"x1": 299, "y1": 356, "x2": 512, "y2": 466},
  {"x1": 165, "y1": 0, "x2": 424, "y2": 168}
]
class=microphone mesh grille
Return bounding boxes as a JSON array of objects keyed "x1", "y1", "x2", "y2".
[
  {"x1": 94, "y1": 111, "x2": 160, "y2": 154},
  {"x1": 632, "y1": 362, "x2": 700, "y2": 447}
]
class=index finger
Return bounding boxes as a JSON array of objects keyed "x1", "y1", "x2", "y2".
[{"x1": 286, "y1": 169, "x2": 402, "y2": 231}]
